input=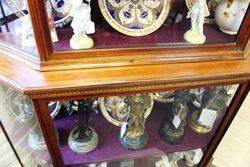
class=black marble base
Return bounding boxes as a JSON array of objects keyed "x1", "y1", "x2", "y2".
[
  {"x1": 159, "y1": 122, "x2": 185, "y2": 144},
  {"x1": 120, "y1": 131, "x2": 148, "y2": 150}
]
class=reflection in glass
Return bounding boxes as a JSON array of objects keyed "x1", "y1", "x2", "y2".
[{"x1": 0, "y1": 83, "x2": 52, "y2": 166}]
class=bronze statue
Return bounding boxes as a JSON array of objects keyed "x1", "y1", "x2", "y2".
[
  {"x1": 189, "y1": 87, "x2": 219, "y2": 134},
  {"x1": 160, "y1": 90, "x2": 190, "y2": 144},
  {"x1": 120, "y1": 94, "x2": 152, "y2": 150},
  {"x1": 68, "y1": 99, "x2": 98, "y2": 153}
]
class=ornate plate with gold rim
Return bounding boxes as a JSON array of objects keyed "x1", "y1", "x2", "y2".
[
  {"x1": 99, "y1": 94, "x2": 154, "y2": 126},
  {"x1": 185, "y1": 0, "x2": 219, "y2": 24},
  {"x1": 98, "y1": 0, "x2": 171, "y2": 36}
]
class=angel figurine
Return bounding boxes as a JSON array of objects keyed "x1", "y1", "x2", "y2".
[
  {"x1": 119, "y1": 94, "x2": 151, "y2": 150},
  {"x1": 184, "y1": 0, "x2": 210, "y2": 44},
  {"x1": 69, "y1": 0, "x2": 95, "y2": 49}
]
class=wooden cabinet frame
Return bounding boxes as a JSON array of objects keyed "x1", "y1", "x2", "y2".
[
  {"x1": 31, "y1": 82, "x2": 250, "y2": 167},
  {"x1": 0, "y1": 1, "x2": 249, "y2": 166},
  {"x1": 0, "y1": 0, "x2": 248, "y2": 71},
  {"x1": 0, "y1": 44, "x2": 250, "y2": 166}
]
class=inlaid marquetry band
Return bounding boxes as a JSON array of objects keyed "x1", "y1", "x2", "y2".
[{"x1": 27, "y1": 76, "x2": 250, "y2": 99}]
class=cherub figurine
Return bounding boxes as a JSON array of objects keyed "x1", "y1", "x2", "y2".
[
  {"x1": 69, "y1": 0, "x2": 95, "y2": 49},
  {"x1": 184, "y1": 0, "x2": 210, "y2": 44},
  {"x1": 120, "y1": 94, "x2": 151, "y2": 150}
]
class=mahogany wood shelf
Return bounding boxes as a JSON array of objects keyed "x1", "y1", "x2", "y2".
[{"x1": 0, "y1": 52, "x2": 249, "y2": 99}]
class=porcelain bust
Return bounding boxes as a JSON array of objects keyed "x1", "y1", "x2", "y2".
[
  {"x1": 184, "y1": 0, "x2": 210, "y2": 44},
  {"x1": 69, "y1": 0, "x2": 95, "y2": 49}
]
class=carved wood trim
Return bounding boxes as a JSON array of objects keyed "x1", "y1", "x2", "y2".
[{"x1": 27, "y1": 76, "x2": 250, "y2": 99}]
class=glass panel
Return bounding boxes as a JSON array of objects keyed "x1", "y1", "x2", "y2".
[
  {"x1": 0, "y1": 83, "x2": 52, "y2": 166},
  {"x1": 0, "y1": 124, "x2": 21, "y2": 167},
  {"x1": 0, "y1": 0, "x2": 38, "y2": 56},
  {"x1": 49, "y1": 84, "x2": 238, "y2": 166},
  {"x1": 45, "y1": 0, "x2": 249, "y2": 52}
]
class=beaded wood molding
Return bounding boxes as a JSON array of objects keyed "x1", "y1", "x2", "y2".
[{"x1": 26, "y1": 76, "x2": 250, "y2": 100}]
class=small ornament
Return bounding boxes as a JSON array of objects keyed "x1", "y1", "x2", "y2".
[
  {"x1": 46, "y1": 0, "x2": 59, "y2": 43},
  {"x1": 184, "y1": 0, "x2": 210, "y2": 44},
  {"x1": 155, "y1": 155, "x2": 171, "y2": 167},
  {"x1": 184, "y1": 148, "x2": 203, "y2": 166},
  {"x1": 119, "y1": 94, "x2": 152, "y2": 150},
  {"x1": 21, "y1": 0, "x2": 36, "y2": 47},
  {"x1": 189, "y1": 87, "x2": 219, "y2": 134},
  {"x1": 159, "y1": 90, "x2": 190, "y2": 144},
  {"x1": 168, "y1": 151, "x2": 186, "y2": 167},
  {"x1": 68, "y1": 99, "x2": 98, "y2": 153},
  {"x1": 88, "y1": 162, "x2": 108, "y2": 167},
  {"x1": 69, "y1": 0, "x2": 95, "y2": 49},
  {"x1": 185, "y1": 0, "x2": 219, "y2": 24}
]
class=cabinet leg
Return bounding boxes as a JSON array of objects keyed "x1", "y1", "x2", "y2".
[{"x1": 33, "y1": 99, "x2": 63, "y2": 167}]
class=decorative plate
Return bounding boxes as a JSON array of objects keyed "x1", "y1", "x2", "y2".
[
  {"x1": 185, "y1": 0, "x2": 219, "y2": 24},
  {"x1": 99, "y1": 94, "x2": 154, "y2": 126},
  {"x1": 49, "y1": 0, "x2": 72, "y2": 27},
  {"x1": 3, "y1": 88, "x2": 61, "y2": 123},
  {"x1": 154, "y1": 91, "x2": 174, "y2": 103},
  {"x1": 5, "y1": 0, "x2": 25, "y2": 17},
  {"x1": 98, "y1": 0, "x2": 171, "y2": 36},
  {"x1": 5, "y1": 0, "x2": 71, "y2": 27}
]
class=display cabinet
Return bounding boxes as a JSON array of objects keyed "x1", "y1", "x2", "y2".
[{"x1": 0, "y1": 0, "x2": 249, "y2": 167}]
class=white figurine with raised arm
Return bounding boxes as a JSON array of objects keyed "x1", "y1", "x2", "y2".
[
  {"x1": 69, "y1": 0, "x2": 95, "y2": 49},
  {"x1": 184, "y1": 0, "x2": 210, "y2": 44}
]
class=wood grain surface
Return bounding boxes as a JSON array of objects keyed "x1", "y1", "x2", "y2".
[{"x1": 0, "y1": 51, "x2": 249, "y2": 99}]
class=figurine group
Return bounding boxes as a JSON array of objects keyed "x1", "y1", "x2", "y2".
[
  {"x1": 66, "y1": 0, "x2": 209, "y2": 48},
  {"x1": 65, "y1": 86, "x2": 233, "y2": 156},
  {"x1": 22, "y1": 0, "x2": 248, "y2": 48},
  {"x1": 3, "y1": 81, "x2": 232, "y2": 166}
]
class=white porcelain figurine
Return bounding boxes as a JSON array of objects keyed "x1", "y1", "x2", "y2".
[
  {"x1": 184, "y1": 0, "x2": 210, "y2": 44},
  {"x1": 184, "y1": 148, "x2": 203, "y2": 166},
  {"x1": 69, "y1": 0, "x2": 95, "y2": 49}
]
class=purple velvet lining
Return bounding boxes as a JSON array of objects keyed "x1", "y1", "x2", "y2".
[
  {"x1": 53, "y1": 19, "x2": 235, "y2": 51},
  {"x1": 54, "y1": 102, "x2": 225, "y2": 165}
]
